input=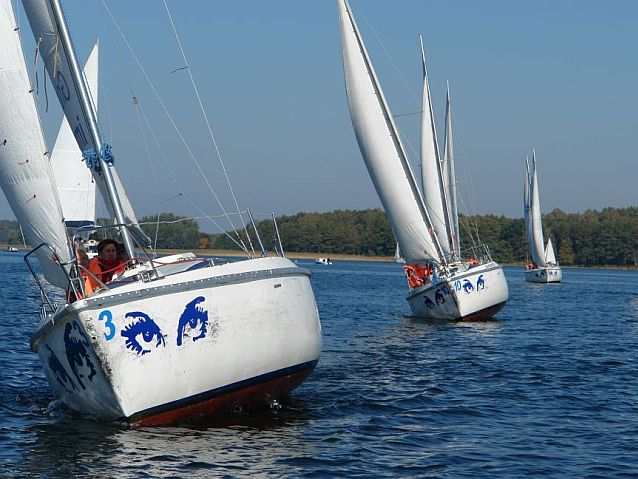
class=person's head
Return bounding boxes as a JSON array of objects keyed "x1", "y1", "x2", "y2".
[{"x1": 97, "y1": 239, "x2": 118, "y2": 262}]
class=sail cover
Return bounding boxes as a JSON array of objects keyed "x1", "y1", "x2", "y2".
[
  {"x1": 338, "y1": 0, "x2": 440, "y2": 264},
  {"x1": 0, "y1": 0, "x2": 72, "y2": 288},
  {"x1": 22, "y1": 0, "x2": 150, "y2": 246}
]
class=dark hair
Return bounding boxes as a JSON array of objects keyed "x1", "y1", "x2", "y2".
[{"x1": 97, "y1": 239, "x2": 118, "y2": 255}]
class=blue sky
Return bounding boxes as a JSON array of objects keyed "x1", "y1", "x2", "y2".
[{"x1": 5, "y1": 0, "x2": 637, "y2": 232}]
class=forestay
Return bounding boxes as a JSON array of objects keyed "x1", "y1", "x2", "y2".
[
  {"x1": 0, "y1": 0, "x2": 72, "y2": 288},
  {"x1": 337, "y1": 0, "x2": 441, "y2": 265}
]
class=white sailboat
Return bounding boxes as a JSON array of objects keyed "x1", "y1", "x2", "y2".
[
  {"x1": 523, "y1": 150, "x2": 562, "y2": 283},
  {"x1": 337, "y1": 0, "x2": 508, "y2": 320},
  {"x1": 393, "y1": 242, "x2": 405, "y2": 264},
  {"x1": 0, "y1": 0, "x2": 321, "y2": 425}
]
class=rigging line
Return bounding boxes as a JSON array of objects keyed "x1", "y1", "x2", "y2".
[
  {"x1": 98, "y1": 0, "x2": 239, "y2": 237},
  {"x1": 393, "y1": 110, "x2": 422, "y2": 119},
  {"x1": 162, "y1": 0, "x2": 251, "y2": 246},
  {"x1": 138, "y1": 211, "x2": 249, "y2": 226},
  {"x1": 132, "y1": 97, "x2": 160, "y2": 255},
  {"x1": 396, "y1": 130, "x2": 452, "y2": 248},
  {"x1": 136, "y1": 103, "x2": 247, "y2": 252},
  {"x1": 180, "y1": 194, "x2": 248, "y2": 252},
  {"x1": 449, "y1": 112, "x2": 481, "y2": 244},
  {"x1": 133, "y1": 98, "x2": 161, "y2": 204},
  {"x1": 351, "y1": 0, "x2": 419, "y2": 103}
]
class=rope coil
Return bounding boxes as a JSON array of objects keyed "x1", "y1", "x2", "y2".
[{"x1": 82, "y1": 143, "x2": 115, "y2": 172}]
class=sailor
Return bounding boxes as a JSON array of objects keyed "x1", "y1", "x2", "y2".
[{"x1": 86, "y1": 239, "x2": 126, "y2": 290}]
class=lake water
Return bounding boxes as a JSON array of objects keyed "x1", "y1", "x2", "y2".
[{"x1": 1, "y1": 251, "x2": 637, "y2": 477}]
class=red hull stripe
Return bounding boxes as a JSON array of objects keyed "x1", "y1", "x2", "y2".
[
  {"x1": 461, "y1": 301, "x2": 507, "y2": 321},
  {"x1": 128, "y1": 360, "x2": 318, "y2": 426}
]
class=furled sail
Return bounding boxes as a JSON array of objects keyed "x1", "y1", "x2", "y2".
[
  {"x1": 50, "y1": 42, "x2": 98, "y2": 231},
  {"x1": 0, "y1": 0, "x2": 72, "y2": 288},
  {"x1": 528, "y1": 150, "x2": 546, "y2": 267},
  {"x1": 419, "y1": 37, "x2": 451, "y2": 258},
  {"x1": 337, "y1": 0, "x2": 441, "y2": 264},
  {"x1": 22, "y1": 0, "x2": 150, "y2": 247},
  {"x1": 442, "y1": 81, "x2": 460, "y2": 256}
]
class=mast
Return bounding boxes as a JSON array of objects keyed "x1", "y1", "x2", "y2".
[
  {"x1": 32, "y1": 0, "x2": 136, "y2": 259},
  {"x1": 419, "y1": 35, "x2": 452, "y2": 259},
  {"x1": 443, "y1": 80, "x2": 460, "y2": 257}
]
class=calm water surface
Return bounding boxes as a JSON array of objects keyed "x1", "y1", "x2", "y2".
[{"x1": 1, "y1": 251, "x2": 637, "y2": 477}]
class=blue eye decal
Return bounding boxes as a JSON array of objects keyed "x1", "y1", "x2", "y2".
[
  {"x1": 462, "y1": 279, "x2": 474, "y2": 293},
  {"x1": 64, "y1": 321, "x2": 96, "y2": 389},
  {"x1": 424, "y1": 297, "x2": 435, "y2": 309},
  {"x1": 46, "y1": 345, "x2": 76, "y2": 393},
  {"x1": 177, "y1": 296, "x2": 208, "y2": 346},
  {"x1": 121, "y1": 312, "x2": 165, "y2": 356}
]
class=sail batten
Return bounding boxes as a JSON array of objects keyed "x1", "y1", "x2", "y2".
[{"x1": 338, "y1": 0, "x2": 441, "y2": 265}]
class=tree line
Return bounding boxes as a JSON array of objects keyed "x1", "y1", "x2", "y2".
[{"x1": 2, "y1": 208, "x2": 638, "y2": 266}]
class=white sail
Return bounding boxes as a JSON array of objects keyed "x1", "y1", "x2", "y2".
[
  {"x1": 0, "y1": 0, "x2": 71, "y2": 288},
  {"x1": 529, "y1": 149, "x2": 546, "y2": 267},
  {"x1": 50, "y1": 41, "x2": 98, "y2": 230},
  {"x1": 394, "y1": 242, "x2": 405, "y2": 263},
  {"x1": 523, "y1": 157, "x2": 532, "y2": 259},
  {"x1": 443, "y1": 81, "x2": 460, "y2": 256},
  {"x1": 337, "y1": 0, "x2": 441, "y2": 264},
  {"x1": 419, "y1": 37, "x2": 451, "y2": 258},
  {"x1": 545, "y1": 237, "x2": 556, "y2": 265},
  {"x1": 22, "y1": 0, "x2": 150, "y2": 247}
]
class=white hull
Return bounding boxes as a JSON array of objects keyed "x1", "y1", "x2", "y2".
[
  {"x1": 407, "y1": 262, "x2": 508, "y2": 320},
  {"x1": 524, "y1": 266, "x2": 562, "y2": 283},
  {"x1": 31, "y1": 257, "x2": 322, "y2": 425}
]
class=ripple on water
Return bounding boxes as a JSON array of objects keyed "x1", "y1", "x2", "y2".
[{"x1": 1, "y1": 261, "x2": 638, "y2": 477}]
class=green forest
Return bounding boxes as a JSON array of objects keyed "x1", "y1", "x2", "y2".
[{"x1": 2, "y1": 207, "x2": 638, "y2": 267}]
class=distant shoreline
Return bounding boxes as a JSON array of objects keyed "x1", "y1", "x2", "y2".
[
  {"x1": 156, "y1": 248, "x2": 395, "y2": 263},
  {"x1": 3, "y1": 244, "x2": 636, "y2": 269}
]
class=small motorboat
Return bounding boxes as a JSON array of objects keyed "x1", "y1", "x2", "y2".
[{"x1": 315, "y1": 258, "x2": 332, "y2": 265}]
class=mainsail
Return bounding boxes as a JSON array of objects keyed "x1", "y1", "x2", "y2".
[
  {"x1": 419, "y1": 36, "x2": 451, "y2": 258},
  {"x1": 338, "y1": 0, "x2": 441, "y2": 265},
  {"x1": 50, "y1": 42, "x2": 99, "y2": 230},
  {"x1": 22, "y1": 0, "x2": 150, "y2": 247},
  {"x1": 0, "y1": 0, "x2": 72, "y2": 288}
]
